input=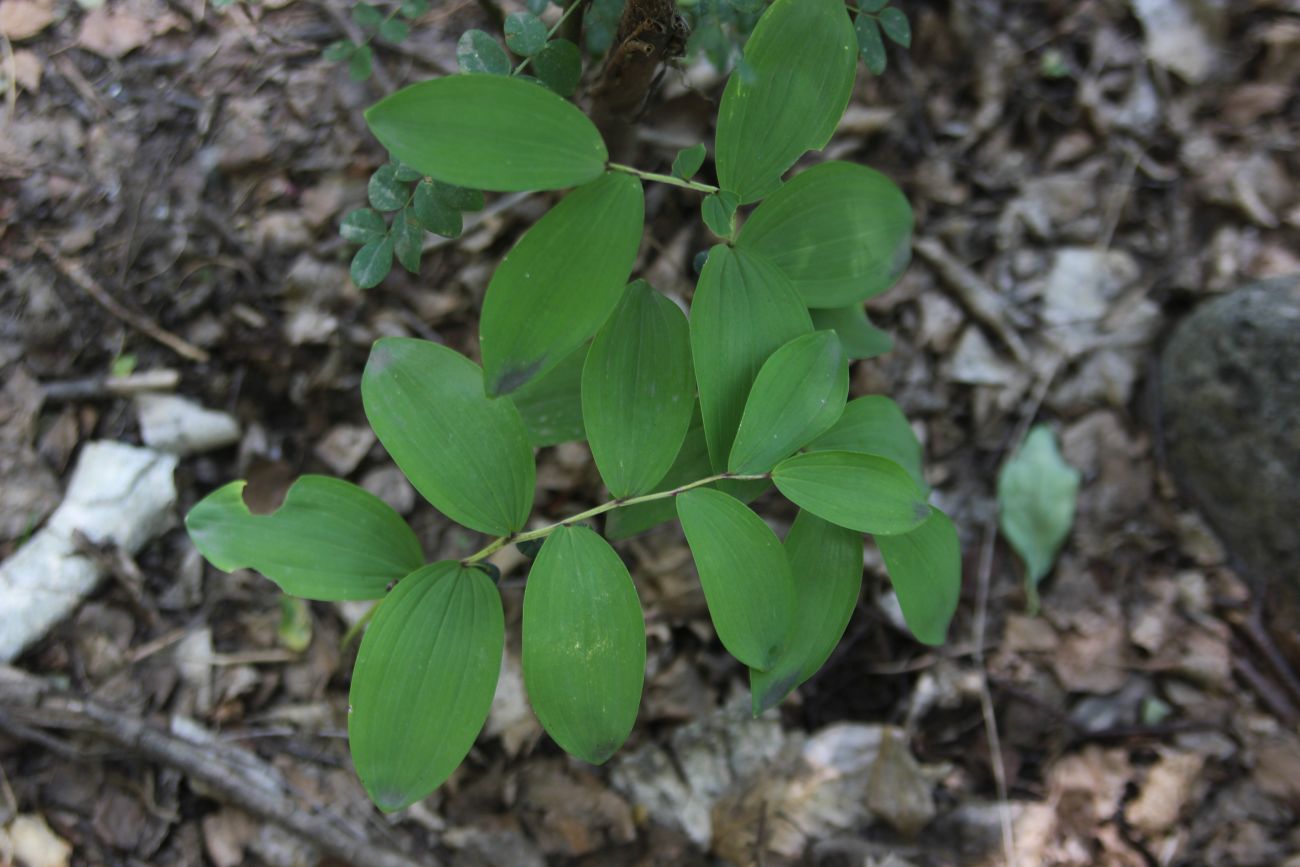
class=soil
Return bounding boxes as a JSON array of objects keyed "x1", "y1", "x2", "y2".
[{"x1": 2, "y1": 0, "x2": 1299, "y2": 865}]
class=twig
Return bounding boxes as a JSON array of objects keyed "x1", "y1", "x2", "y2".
[
  {"x1": 33, "y1": 237, "x2": 210, "y2": 364},
  {"x1": 913, "y1": 236, "x2": 1030, "y2": 363},
  {"x1": 0, "y1": 665, "x2": 434, "y2": 867},
  {"x1": 41, "y1": 369, "x2": 181, "y2": 403}
]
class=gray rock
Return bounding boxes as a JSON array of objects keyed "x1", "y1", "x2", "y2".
[
  {"x1": 136, "y1": 394, "x2": 241, "y2": 456},
  {"x1": 1159, "y1": 276, "x2": 1300, "y2": 658}
]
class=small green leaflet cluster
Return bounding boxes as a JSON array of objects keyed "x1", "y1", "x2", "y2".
[
  {"x1": 324, "y1": 0, "x2": 431, "y2": 82},
  {"x1": 852, "y1": 0, "x2": 911, "y2": 75},
  {"x1": 187, "y1": 0, "x2": 959, "y2": 813},
  {"x1": 997, "y1": 425, "x2": 1080, "y2": 614}
]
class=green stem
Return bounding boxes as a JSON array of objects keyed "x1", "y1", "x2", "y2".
[
  {"x1": 461, "y1": 471, "x2": 769, "y2": 565},
  {"x1": 608, "y1": 162, "x2": 721, "y2": 194},
  {"x1": 511, "y1": 0, "x2": 586, "y2": 76}
]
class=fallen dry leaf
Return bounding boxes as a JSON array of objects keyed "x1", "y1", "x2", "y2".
[
  {"x1": 1126, "y1": 751, "x2": 1205, "y2": 836},
  {"x1": 5, "y1": 814, "x2": 73, "y2": 867},
  {"x1": 9, "y1": 48, "x2": 42, "y2": 92},
  {"x1": 77, "y1": 4, "x2": 150, "y2": 58},
  {"x1": 0, "y1": 0, "x2": 54, "y2": 40}
]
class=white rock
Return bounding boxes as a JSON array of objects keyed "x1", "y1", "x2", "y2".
[
  {"x1": 0, "y1": 441, "x2": 177, "y2": 662},
  {"x1": 136, "y1": 394, "x2": 241, "y2": 456},
  {"x1": 1131, "y1": 0, "x2": 1219, "y2": 84},
  {"x1": 947, "y1": 327, "x2": 1020, "y2": 387}
]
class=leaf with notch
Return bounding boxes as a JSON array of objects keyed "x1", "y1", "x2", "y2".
[
  {"x1": 340, "y1": 208, "x2": 387, "y2": 244},
  {"x1": 810, "y1": 305, "x2": 893, "y2": 359},
  {"x1": 728, "y1": 331, "x2": 848, "y2": 474},
  {"x1": 714, "y1": 0, "x2": 857, "y2": 203},
  {"x1": 772, "y1": 450, "x2": 929, "y2": 535},
  {"x1": 533, "y1": 38, "x2": 582, "y2": 97},
  {"x1": 186, "y1": 475, "x2": 422, "y2": 601},
  {"x1": 505, "y1": 11, "x2": 548, "y2": 56},
  {"x1": 672, "y1": 143, "x2": 708, "y2": 180},
  {"x1": 366, "y1": 75, "x2": 607, "y2": 192},
  {"x1": 362, "y1": 338, "x2": 535, "y2": 535},
  {"x1": 807, "y1": 395, "x2": 926, "y2": 492},
  {"x1": 524, "y1": 526, "x2": 645, "y2": 764},
  {"x1": 349, "y1": 562, "x2": 503, "y2": 811},
  {"x1": 351, "y1": 236, "x2": 394, "y2": 289},
  {"x1": 582, "y1": 281, "x2": 695, "y2": 498},
  {"x1": 876, "y1": 508, "x2": 960, "y2": 646},
  {"x1": 457, "y1": 29, "x2": 511, "y2": 74},
  {"x1": 480, "y1": 172, "x2": 644, "y2": 397},
  {"x1": 736, "y1": 161, "x2": 913, "y2": 307},
  {"x1": 690, "y1": 245, "x2": 812, "y2": 471},
  {"x1": 750, "y1": 511, "x2": 862, "y2": 714},
  {"x1": 677, "y1": 488, "x2": 795, "y2": 670}
]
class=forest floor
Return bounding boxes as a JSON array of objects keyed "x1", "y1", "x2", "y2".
[{"x1": 2, "y1": 0, "x2": 1299, "y2": 864}]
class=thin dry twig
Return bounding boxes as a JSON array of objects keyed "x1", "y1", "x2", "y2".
[
  {"x1": 41, "y1": 369, "x2": 181, "y2": 403},
  {"x1": 0, "y1": 665, "x2": 433, "y2": 867},
  {"x1": 33, "y1": 237, "x2": 211, "y2": 364},
  {"x1": 913, "y1": 235, "x2": 1031, "y2": 364}
]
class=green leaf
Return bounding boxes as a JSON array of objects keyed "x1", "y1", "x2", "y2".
[
  {"x1": 876, "y1": 508, "x2": 960, "y2": 646},
  {"x1": 277, "y1": 595, "x2": 313, "y2": 652},
  {"x1": 750, "y1": 511, "x2": 862, "y2": 714},
  {"x1": 677, "y1": 488, "x2": 794, "y2": 670},
  {"x1": 361, "y1": 338, "x2": 536, "y2": 535},
  {"x1": 185, "y1": 475, "x2": 423, "y2": 601},
  {"x1": 582, "y1": 281, "x2": 695, "y2": 498},
  {"x1": 434, "y1": 181, "x2": 485, "y2": 212},
  {"x1": 480, "y1": 172, "x2": 644, "y2": 396},
  {"x1": 505, "y1": 11, "x2": 548, "y2": 56},
  {"x1": 348, "y1": 43, "x2": 375, "y2": 81},
  {"x1": 379, "y1": 18, "x2": 411, "y2": 42},
  {"x1": 352, "y1": 2, "x2": 382, "y2": 27},
  {"x1": 526, "y1": 0, "x2": 549, "y2": 12},
  {"x1": 772, "y1": 450, "x2": 929, "y2": 535},
  {"x1": 391, "y1": 207, "x2": 424, "y2": 274},
  {"x1": 349, "y1": 562, "x2": 503, "y2": 811},
  {"x1": 351, "y1": 236, "x2": 394, "y2": 289},
  {"x1": 399, "y1": 0, "x2": 429, "y2": 18},
  {"x1": 340, "y1": 208, "x2": 387, "y2": 244},
  {"x1": 507, "y1": 342, "x2": 587, "y2": 447},
  {"x1": 457, "y1": 29, "x2": 511, "y2": 74},
  {"x1": 810, "y1": 305, "x2": 894, "y2": 360},
  {"x1": 412, "y1": 181, "x2": 464, "y2": 238},
  {"x1": 714, "y1": 0, "x2": 857, "y2": 203},
  {"x1": 701, "y1": 191, "x2": 739, "y2": 239},
  {"x1": 690, "y1": 245, "x2": 812, "y2": 471},
  {"x1": 878, "y1": 7, "x2": 911, "y2": 48},
  {"x1": 855, "y1": 14, "x2": 886, "y2": 75},
  {"x1": 736, "y1": 162, "x2": 913, "y2": 307},
  {"x1": 859, "y1": 0, "x2": 889, "y2": 11},
  {"x1": 533, "y1": 38, "x2": 583, "y2": 97},
  {"x1": 807, "y1": 396, "x2": 926, "y2": 491},
  {"x1": 997, "y1": 425, "x2": 1079, "y2": 612},
  {"x1": 604, "y1": 407, "x2": 709, "y2": 540},
  {"x1": 368, "y1": 165, "x2": 408, "y2": 212},
  {"x1": 729, "y1": 331, "x2": 848, "y2": 474},
  {"x1": 366, "y1": 75, "x2": 607, "y2": 192},
  {"x1": 672, "y1": 143, "x2": 708, "y2": 180},
  {"x1": 323, "y1": 39, "x2": 356, "y2": 62},
  {"x1": 523, "y1": 527, "x2": 645, "y2": 763},
  {"x1": 393, "y1": 163, "x2": 424, "y2": 182}
]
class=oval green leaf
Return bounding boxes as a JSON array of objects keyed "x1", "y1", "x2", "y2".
[
  {"x1": 714, "y1": 0, "x2": 857, "y2": 203},
  {"x1": 676, "y1": 488, "x2": 795, "y2": 670},
  {"x1": 362, "y1": 337, "x2": 535, "y2": 535},
  {"x1": 876, "y1": 508, "x2": 960, "y2": 646},
  {"x1": 533, "y1": 38, "x2": 582, "y2": 97},
  {"x1": 583, "y1": 281, "x2": 695, "y2": 497},
  {"x1": 523, "y1": 526, "x2": 645, "y2": 763},
  {"x1": 810, "y1": 304, "x2": 894, "y2": 360},
  {"x1": 690, "y1": 245, "x2": 812, "y2": 471},
  {"x1": 736, "y1": 162, "x2": 914, "y2": 307},
  {"x1": 507, "y1": 341, "x2": 588, "y2": 447},
  {"x1": 855, "y1": 14, "x2": 886, "y2": 75},
  {"x1": 504, "y1": 11, "x2": 547, "y2": 56},
  {"x1": 750, "y1": 510, "x2": 863, "y2": 714},
  {"x1": 772, "y1": 450, "x2": 929, "y2": 535},
  {"x1": 728, "y1": 330, "x2": 848, "y2": 474},
  {"x1": 456, "y1": 29, "x2": 511, "y2": 74},
  {"x1": 481, "y1": 172, "x2": 643, "y2": 396},
  {"x1": 186, "y1": 475, "x2": 423, "y2": 601},
  {"x1": 807, "y1": 395, "x2": 926, "y2": 491},
  {"x1": 365, "y1": 75, "x2": 608, "y2": 192},
  {"x1": 349, "y1": 562, "x2": 504, "y2": 811}
]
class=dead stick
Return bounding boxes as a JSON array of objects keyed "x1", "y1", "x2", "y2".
[
  {"x1": 913, "y1": 236, "x2": 1030, "y2": 363},
  {"x1": 0, "y1": 666, "x2": 434, "y2": 867},
  {"x1": 33, "y1": 238, "x2": 210, "y2": 364}
]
